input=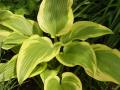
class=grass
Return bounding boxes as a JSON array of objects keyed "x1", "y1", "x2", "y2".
[{"x1": 0, "y1": 79, "x2": 18, "y2": 90}]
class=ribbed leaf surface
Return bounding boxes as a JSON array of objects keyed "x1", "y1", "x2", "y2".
[
  {"x1": 17, "y1": 35, "x2": 61, "y2": 84},
  {"x1": 2, "y1": 32, "x2": 28, "y2": 50},
  {"x1": 0, "y1": 25, "x2": 12, "y2": 42},
  {"x1": 0, "y1": 10, "x2": 43, "y2": 36},
  {"x1": 37, "y1": 0, "x2": 73, "y2": 37}
]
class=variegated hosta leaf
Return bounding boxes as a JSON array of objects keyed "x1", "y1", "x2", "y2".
[
  {"x1": 0, "y1": 55, "x2": 17, "y2": 82},
  {"x1": 0, "y1": 10, "x2": 13, "y2": 21},
  {"x1": 17, "y1": 35, "x2": 61, "y2": 84},
  {"x1": 56, "y1": 41, "x2": 96, "y2": 75},
  {"x1": 0, "y1": 55, "x2": 47, "y2": 82},
  {"x1": 0, "y1": 25, "x2": 12, "y2": 42},
  {"x1": 2, "y1": 32, "x2": 28, "y2": 50},
  {"x1": 87, "y1": 44, "x2": 120, "y2": 85},
  {"x1": 61, "y1": 21, "x2": 113, "y2": 43},
  {"x1": 44, "y1": 72, "x2": 82, "y2": 90},
  {"x1": 0, "y1": 16, "x2": 32, "y2": 36},
  {"x1": 37, "y1": 0, "x2": 73, "y2": 37},
  {"x1": 0, "y1": 10, "x2": 42, "y2": 36},
  {"x1": 30, "y1": 63, "x2": 47, "y2": 77}
]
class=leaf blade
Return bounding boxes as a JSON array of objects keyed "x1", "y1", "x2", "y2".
[
  {"x1": 37, "y1": 0, "x2": 73, "y2": 37},
  {"x1": 0, "y1": 55, "x2": 17, "y2": 82},
  {"x1": 88, "y1": 44, "x2": 120, "y2": 85},
  {"x1": 17, "y1": 35, "x2": 60, "y2": 84},
  {"x1": 56, "y1": 41, "x2": 96, "y2": 75},
  {"x1": 61, "y1": 21, "x2": 113, "y2": 43},
  {"x1": 2, "y1": 32, "x2": 28, "y2": 50}
]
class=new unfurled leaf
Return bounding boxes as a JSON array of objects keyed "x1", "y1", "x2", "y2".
[
  {"x1": 0, "y1": 25, "x2": 12, "y2": 42},
  {"x1": 61, "y1": 21, "x2": 113, "y2": 43},
  {"x1": 56, "y1": 41, "x2": 96, "y2": 75},
  {"x1": 37, "y1": 0, "x2": 73, "y2": 37},
  {"x1": 44, "y1": 72, "x2": 82, "y2": 90},
  {"x1": 30, "y1": 63, "x2": 47, "y2": 77},
  {"x1": 17, "y1": 35, "x2": 61, "y2": 84},
  {"x1": 0, "y1": 55, "x2": 17, "y2": 82},
  {"x1": 87, "y1": 44, "x2": 120, "y2": 85}
]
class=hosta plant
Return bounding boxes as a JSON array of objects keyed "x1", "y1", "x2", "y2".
[{"x1": 0, "y1": 0, "x2": 120, "y2": 90}]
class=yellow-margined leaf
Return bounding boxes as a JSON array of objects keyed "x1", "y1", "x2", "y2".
[
  {"x1": 87, "y1": 44, "x2": 120, "y2": 85},
  {"x1": 0, "y1": 55, "x2": 17, "y2": 82},
  {"x1": 40, "y1": 66, "x2": 61, "y2": 83},
  {"x1": 0, "y1": 10, "x2": 43, "y2": 36},
  {"x1": 37, "y1": 0, "x2": 73, "y2": 37},
  {"x1": 2, "y1": 32, "x2": 28, "y2": 50},
  {"x1": 56, "y1": 41, "x2": 96, "y2": 75},
  {"x1": 61, "y1": 21, "x2": 113, "y2": 43},
  {"x1": 0, "y1": 55, "x2": 47, "y2": 82},
  {"x1": 17, "y1": 35, "x2": 61, "y2": 84},
  {"x1": 30, "y1": 63, "x2": 47, "y2": 77}
]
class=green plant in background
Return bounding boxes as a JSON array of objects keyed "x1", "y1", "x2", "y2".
[
  {"x1": 0, "y1": 79, "x2": 17, "y2": 90},
  {"x1": 0, "y1": 0, "x2": 120, "y2": 90}
]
